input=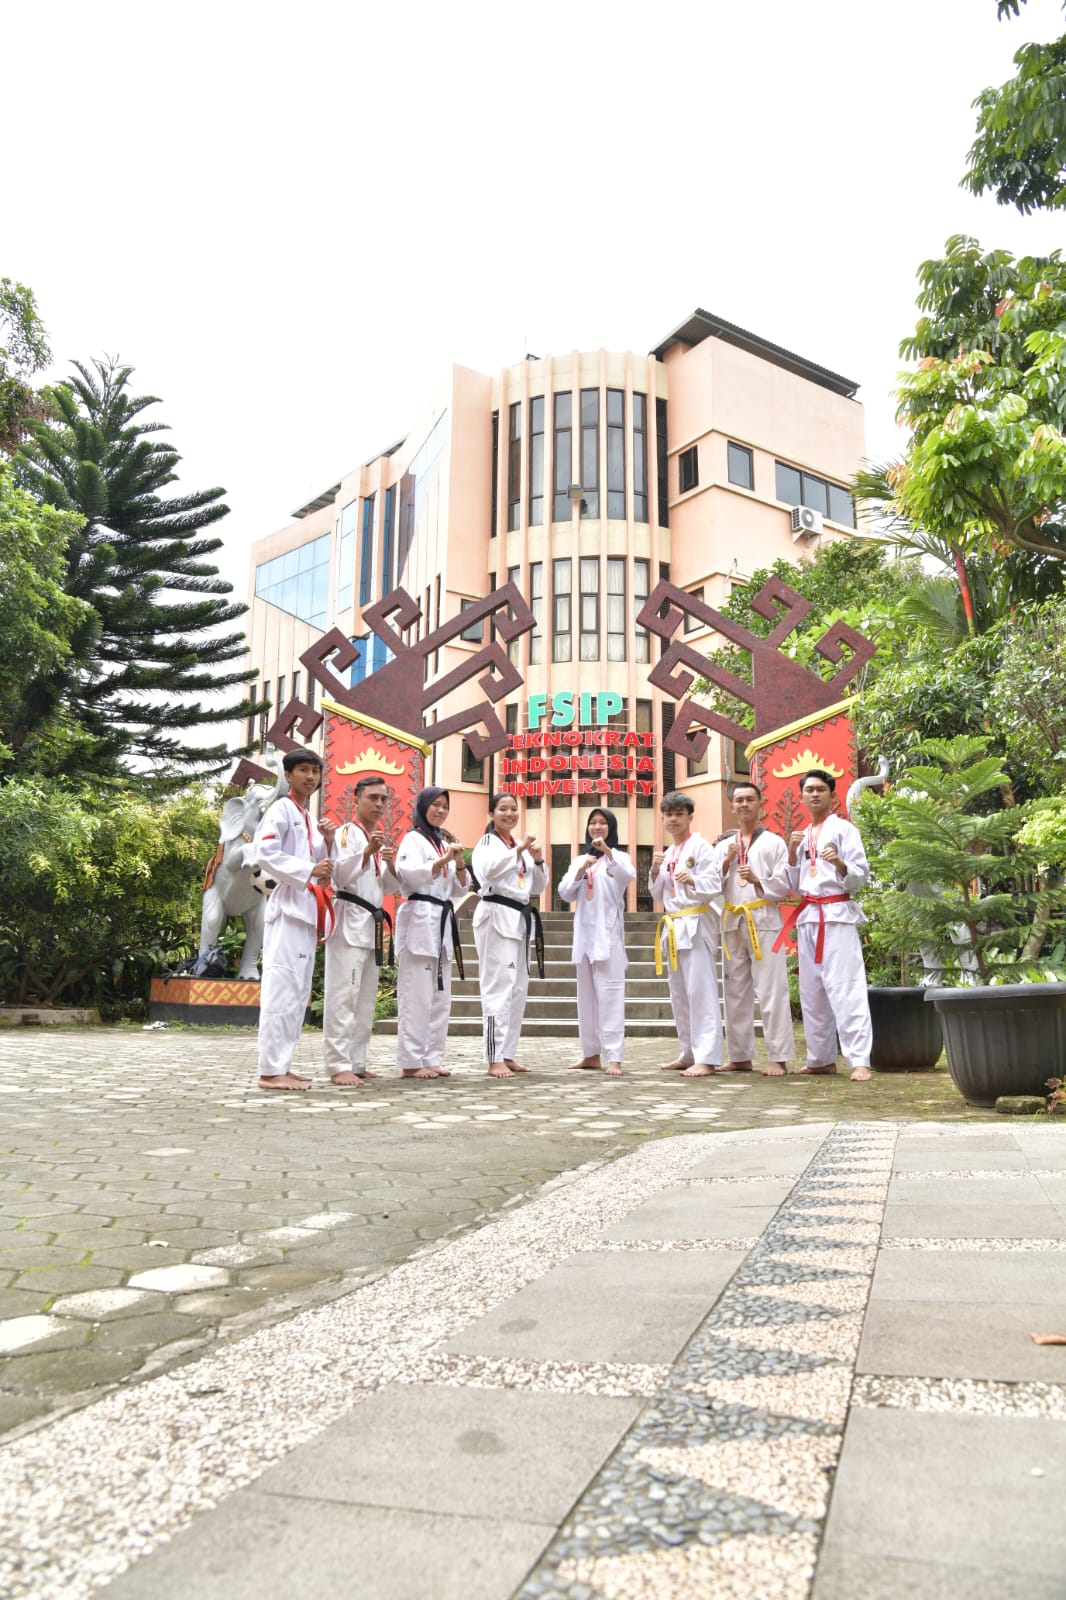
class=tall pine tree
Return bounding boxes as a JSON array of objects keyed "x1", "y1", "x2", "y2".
[{"x1": 16, "y1": 357, "x2": 259, "y2": 784}]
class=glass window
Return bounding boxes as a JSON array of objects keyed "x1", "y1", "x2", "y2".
[
  {"x1": 553, "y1": 391, "x2": 573, "y2": 521},
  {"x1": 507, "y1": 403, "x2": 521, "y2": 532},
  {"x1": 381, "y1": 487, "x2": 395, "y2": 597},
  {"x1": 679, "y1": 446, "x2": 698, "y2": 495},
  {"x1": 684, "y1": 585, "x2": 704, "y2": 634},
  {"x1": 827, "y1": 482, "x2": 856, "y2": 527},
  {"x1": 291, "y1": 671, "x2": 301, "y2": 704},
  {"x1": 553, "y1": 557, "x2": 572, "y2": 662},
  {"x1": 460, "y1": 599, "x2": 484, "y2": 643},
  {"x1": 606, "y1": 389, "x2": 625, "y2": 518},
  {"x1": 461, "y1": 738, "x2": 484, "y2": 783},
  {"x1": 633, "y1": 392, "x2": 648, "y2": 523},
  {"x1": 580, "y1": 389, "x2": 599, "y2": 517},
  {"x1": 727, "y1": 442, "x2": 753, "y2": 490},
  {"x1": 656, "y1": 398, "x2": 669, "y2": 528},
  {"x1": 254, "y1": 533, "x2": 333, "y2": 627},
  {"x1": 607, "y1": 557, "x2": 626, "y2": 661},
  {"x1": 276, "y1": 675, "x2": 286, "y2": 712},
  {"x1": 775, "y1": 462, "x2": 802, "y2": 505},
  {"x1": 507, "y1": 564, "x2": 520, "y2": 666},
  {"x1": 359, "y1": 497, "x2": 375, "y2": 604},
  {"x1": 259, "y1": 682, "x2": 269, "y2": 743},
  {"x1": 337, "y1": 501, "x2": 356, "y2": 612},
  {"x1": 579, "y1": 557, "x2": 599, "y2": 661},
  {"x1": 634, "y1": 558, "x2": 650, "y2": 664},
  {"x1": 528, "y1": 396, "x2": 544, "y2": 526},
  {"x1": 490, "y1": 410, "x2": 499, "y2": 538},
  {"x1": 529, "y1": 560, "x2": 543, "y2": 665},
  {"x1": 637, "y1": 698, "x2": 656, "y2": 807},
  {"x1": 800, "y1": 473, "x2": 829, "y2": 517}
]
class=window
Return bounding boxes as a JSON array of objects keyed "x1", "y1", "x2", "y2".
[
  {"x1": 528, "y1": 396, "x2": 544, "y2": 525},
  {"x1": 733, "y1": 740, "x2": 751, "y2": 776},
  {"x1": 461, "y1": 738, "x2": 484, "y2": 784},
  {"x1": 460, "y1": 599, "x2": 484, "y2": 643},
  {"x1": 553, "y1": 392, "x2": 573, "y2": 521},
  {"x1": 775, "y1": 461, "x2": 855, "y2": 527},
  {"x1": 606, "y1": 557, "x2": 626, "y2": 661},
  {"x1": 490, "y1": 410, "x2": 499, "y2": 538},
  {"x1": 687, "y1": 744, "x2": 708, "y2": 777},
  {"x1": 529, "y1": 561, "x2": 543, "y2": 665},
  {"x1": 579, "y1": 557, "x2": 599, "y2": 661},
  {"x1": 359, "y1": 497, "x2": 375, "y2": 605},
  {"x1": 637, "y1": 699, "x2": 656, "y2": 807},
  {"x1": 276, "y1": 675, "x2": 286, "y2": 713},
  {"x1": 679, "y1": 446, "x2": 698, "y2": 494},
  {"x1": 553, "y1": 558, "x2": 572, "y2": 662},
  {"x1": 580, "y1": 389, "x2": 599, "y2": 517},
  {"x1": 291, "y1": 671, "x2": 301, "y2": 705},
  {"x1": 337, "y1": 501, "x2": 356, "y2": 612},
  {"x1": 684, "y1": 585, "x2": 705, "y2": 634},
  {"x1": 727, "y1": 442, "x2": 753, "y2": 491},
  {"x1": 606, "y1": 389, "x2": 625, "y2": 518},
  {"x1": 507, "y1": 564, "x2": 520, "y2": 665},
  {"x1": 656, "y1": 398, "x2": 669, "y2": 528},
  {"x1": 507, "y1": 404, "x2": 522, "y2": 531},
  {"x1": 259, "y1": 682, "x2": 270, "y2": 744},
  {"x1": 633, "y1": 393, "x2": 648, "y2": 522},
  {"x1": 255, "y1": 534, "x2": 331, "y2": 629},
  {"x1": 306, "y1": 673, "x2": 315, "y2": 711},
  {"x1": 381, "y1": 487, "x2": 395, "y2": 597},
  {"x1": 634, "y1": 559, "x2": 650, "y2": 664}
]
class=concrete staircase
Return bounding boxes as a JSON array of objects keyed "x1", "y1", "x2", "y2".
[{"x1": 377, "y1": 910, "x2": 681, "y2": 1038}]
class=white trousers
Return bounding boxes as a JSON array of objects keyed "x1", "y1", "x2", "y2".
[
  {"x1": 664, "y1": 933, "x2": 723, "y2": 1067},
  {"x1": 475, "y1": 926, "x2": 529, "y2": 1064},
  {"x1": 576, "y1": 957, "x2": 626, "y2": 1062},
  {"x1": 395, "y1": 951, "x2": 453, "y2": 1073},
  {"x1": 722, "y1": 928, "x2": 795, "y2": 1064},
  {"x1": 258, "y1": 914, "x2": 317, "y2": 1077},
  {"x1": 797, "y1": 922, "x2": 872, "y2": 1068},
  {"x1": 323, "y1": 939, "x2": 380, "y2": 1073}
]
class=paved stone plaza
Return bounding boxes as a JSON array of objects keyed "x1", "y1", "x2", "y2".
[{"x1": 1, "y1": 1026, "x2": 1064, "y2": 1598}]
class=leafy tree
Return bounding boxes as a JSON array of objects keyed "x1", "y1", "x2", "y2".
[
  {"x1": 0, "y1": 462, "x2": 97, "y2": 769},
  {"x1": 0, "y1": 779, "x2": 218, "y2": 1012},
  {"x1": 988, "y1": 595, "x2": 1066, "y2": 786},
  {"x1": 964, "y1": 2, "x2": 1066, "y2": 214},
  {"x1": 17, "y1": 357, "x2": 260, "y2": 784},
  {"x1": 0, "y1": 278, "x2": 52, "y2": 455}
]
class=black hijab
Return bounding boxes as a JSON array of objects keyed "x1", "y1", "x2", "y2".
[
  {"x1": 585, "y1": 807, "x2": 620, "y2": 849},
  {"x1": 413, "y1": 786, "x2": 449, "y2": 849}
]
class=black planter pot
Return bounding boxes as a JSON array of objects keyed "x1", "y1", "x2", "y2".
[
  {"x1": 868, "y1": 987, "x2": 943, "y2": 1072},
  {"x1": 924, "y1": 983, "x2": 1066, "y2": 1108}
]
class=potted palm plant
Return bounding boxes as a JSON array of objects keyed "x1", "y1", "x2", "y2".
[{"x1": 860, "y1": 736, "x2": 1066, "y2": 1106}]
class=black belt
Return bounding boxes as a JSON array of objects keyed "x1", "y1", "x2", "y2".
[
  {"x1": 334, "y1": 891, "x2": 394, "y2": 966},
  {"x1": 406, "y1": 893, "x2": 466, "y2": 990},
  {"x1": 481, "y1": 893, "x2": 545, "y2": 979}
]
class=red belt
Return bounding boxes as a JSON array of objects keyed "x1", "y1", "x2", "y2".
[
  {"x1": 772, "y1": 893, "x2": 851, "y2": 964},
  {"x1": 308, "y1": 881, "x2": 336, "y2": 943}
]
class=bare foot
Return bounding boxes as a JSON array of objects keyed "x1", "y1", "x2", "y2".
[
  {"x1": 290, "y1": 1072, "x2": 312, "y2": 1083},
  {"x1": 762, "y1": 1063, "x2": 788, "y2": 1077},
  {"x1": 402, "y1": 1067, "x2": 445, "y2": 1079},
  {"x1": 717, "y1": 1061, "x2": 753, "y2": 1073},
  {"x1": 504, "y1": 1059, "x2": 529, "y2": 1074},
  {"x1": 850, "y1": 1066, "x2": 873, "y2": 1082},
  {"x1": 488, "y1": 1062, "x2": 515, "y2": 1078},
  {"x1": 659, "y1": 1059, "x2": 692, "y2": 1071},
  {"x1": 605, "y1": 1061, "x2": 622, "y2": 1076},
  {"x1": 330, "y1": 1071, "x2": 367, "y2": 1088},
  {"x1": 354, "y1": 1070, "x2": 380, "y2": 1079},
  {"x1": 569, "y1": 1057, "x2": 602, "y2": 1071},
  {"x1": 797, "y1": 1064, "x2": 838, "y2": 1075},
  {"x1": 259, "y1": 1074, "x2": 310, "y2": 1092},
  {"x1": 680, "y1": 1063, "x2": 716, "y2": 1077}
]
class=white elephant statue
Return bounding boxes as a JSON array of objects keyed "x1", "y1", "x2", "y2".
[{"x1": 198, "y1": 770, "x2": 287, "y2": 980}]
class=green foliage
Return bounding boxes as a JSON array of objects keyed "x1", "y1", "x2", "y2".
[
  {"x1": 0, "y1": 780, "x2": 218, "y2": 1014},
  {"x1": 964, "y1": 11, "x2": 1066, "y2": 214},
  {"x1": 16, "y1": 357, "x2": 262, "y2": 787},
  {"x1": 987, "y1": 596, "x2": 1066, "y2": 788},
  {"x1": 1017, "y1": 793, "x2": 1066, "y2": 870},
  {"x1": 0, "y1": 278, "x2": 52, "y2": 454},
  {"x1": 861, "y1": 736, "x2": 1064, "y2": 985}
]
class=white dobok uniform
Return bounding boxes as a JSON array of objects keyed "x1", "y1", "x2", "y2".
[
  {"x1": 715, "y1": 828, "x2": 796, "y2": 1066},
  {"x1": 323, "y1": 821, "x2": 399, "y2": 1075},
  {"x1": 557, "y1": 847, "x2": 636, "y2": 1063},
  {"x1": 254, "y1": 796, "x2": 329, "y2": 1078},
  {"x1": 394, "y1": 830, "x2": 469, "y2": 1074},
  {"x1": 648, "y1": 832, "x2": 723, "y2": 1067},
  {"x1": 472, "y1": 834, "x2": 549, "y2": 1064},
  {"x1": 785, "y1": 814, "x2": 873, "y2": 1070}
]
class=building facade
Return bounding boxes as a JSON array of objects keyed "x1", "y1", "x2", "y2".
[{"x1": 245, "y1": 309, "x2": 867, "y2": 907}]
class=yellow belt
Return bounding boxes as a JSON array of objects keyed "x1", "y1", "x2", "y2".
[
  {"x1": 655, "y1": 905, "x2": 711, "y2": 975},
  {"x1": 723, "y1": 899, "x2": 772, "y2": 961}
]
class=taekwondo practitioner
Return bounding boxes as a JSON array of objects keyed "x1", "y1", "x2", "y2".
[
  {"x1": 648, "y1": 791, "x2": 723, "y2": 1078},
  {"x1": 558, "y1": 807, "x2": 636, "y2": 1076},
  {"x1": 394, "y1": 786, "x2": 470, "y2": 1080},
  {"x1": 322, "y1": 774, "x2": 399, "y2": 1086},
  {"x1": 254, "y1": 747, "x2": 335, "y2": 1091},
  {"x1": 775, "y1": 768, "x2": 873, "y2": 1083},
  {"x1": 714, "y1": 780, "x2": 795, "y2": 1077},
  {"x1": 472, "y1": 792, "x2": 548, "y2": 1080}
]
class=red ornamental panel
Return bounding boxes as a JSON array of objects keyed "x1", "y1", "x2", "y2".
[
  {"x1": 320, "y1": 699, "x2": 429, "y2": 851},
  {"x1": 747, "y1": 699, "x2": 860, "y2": 839}
]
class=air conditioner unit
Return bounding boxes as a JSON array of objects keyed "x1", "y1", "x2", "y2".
[{"x1": 790, "y1": 505, "x2": 824, "y2": 539}]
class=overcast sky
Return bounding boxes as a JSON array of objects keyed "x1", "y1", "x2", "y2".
[{"x1": 6, "y1": 0, "x2": 1065, "y2": 605}]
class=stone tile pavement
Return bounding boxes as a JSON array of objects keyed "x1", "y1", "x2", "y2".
[{"x1": 1, "y1": 1028, "x2": 1064, "y2": 1597}]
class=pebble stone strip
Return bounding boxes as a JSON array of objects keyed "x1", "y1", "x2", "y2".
[
  {"x1": 514, "y1": 1122, "x2": 897, "y2": 1600},
  {"x1": 0, "y1": 1124, "x2": 828, "y2": 1600}
]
